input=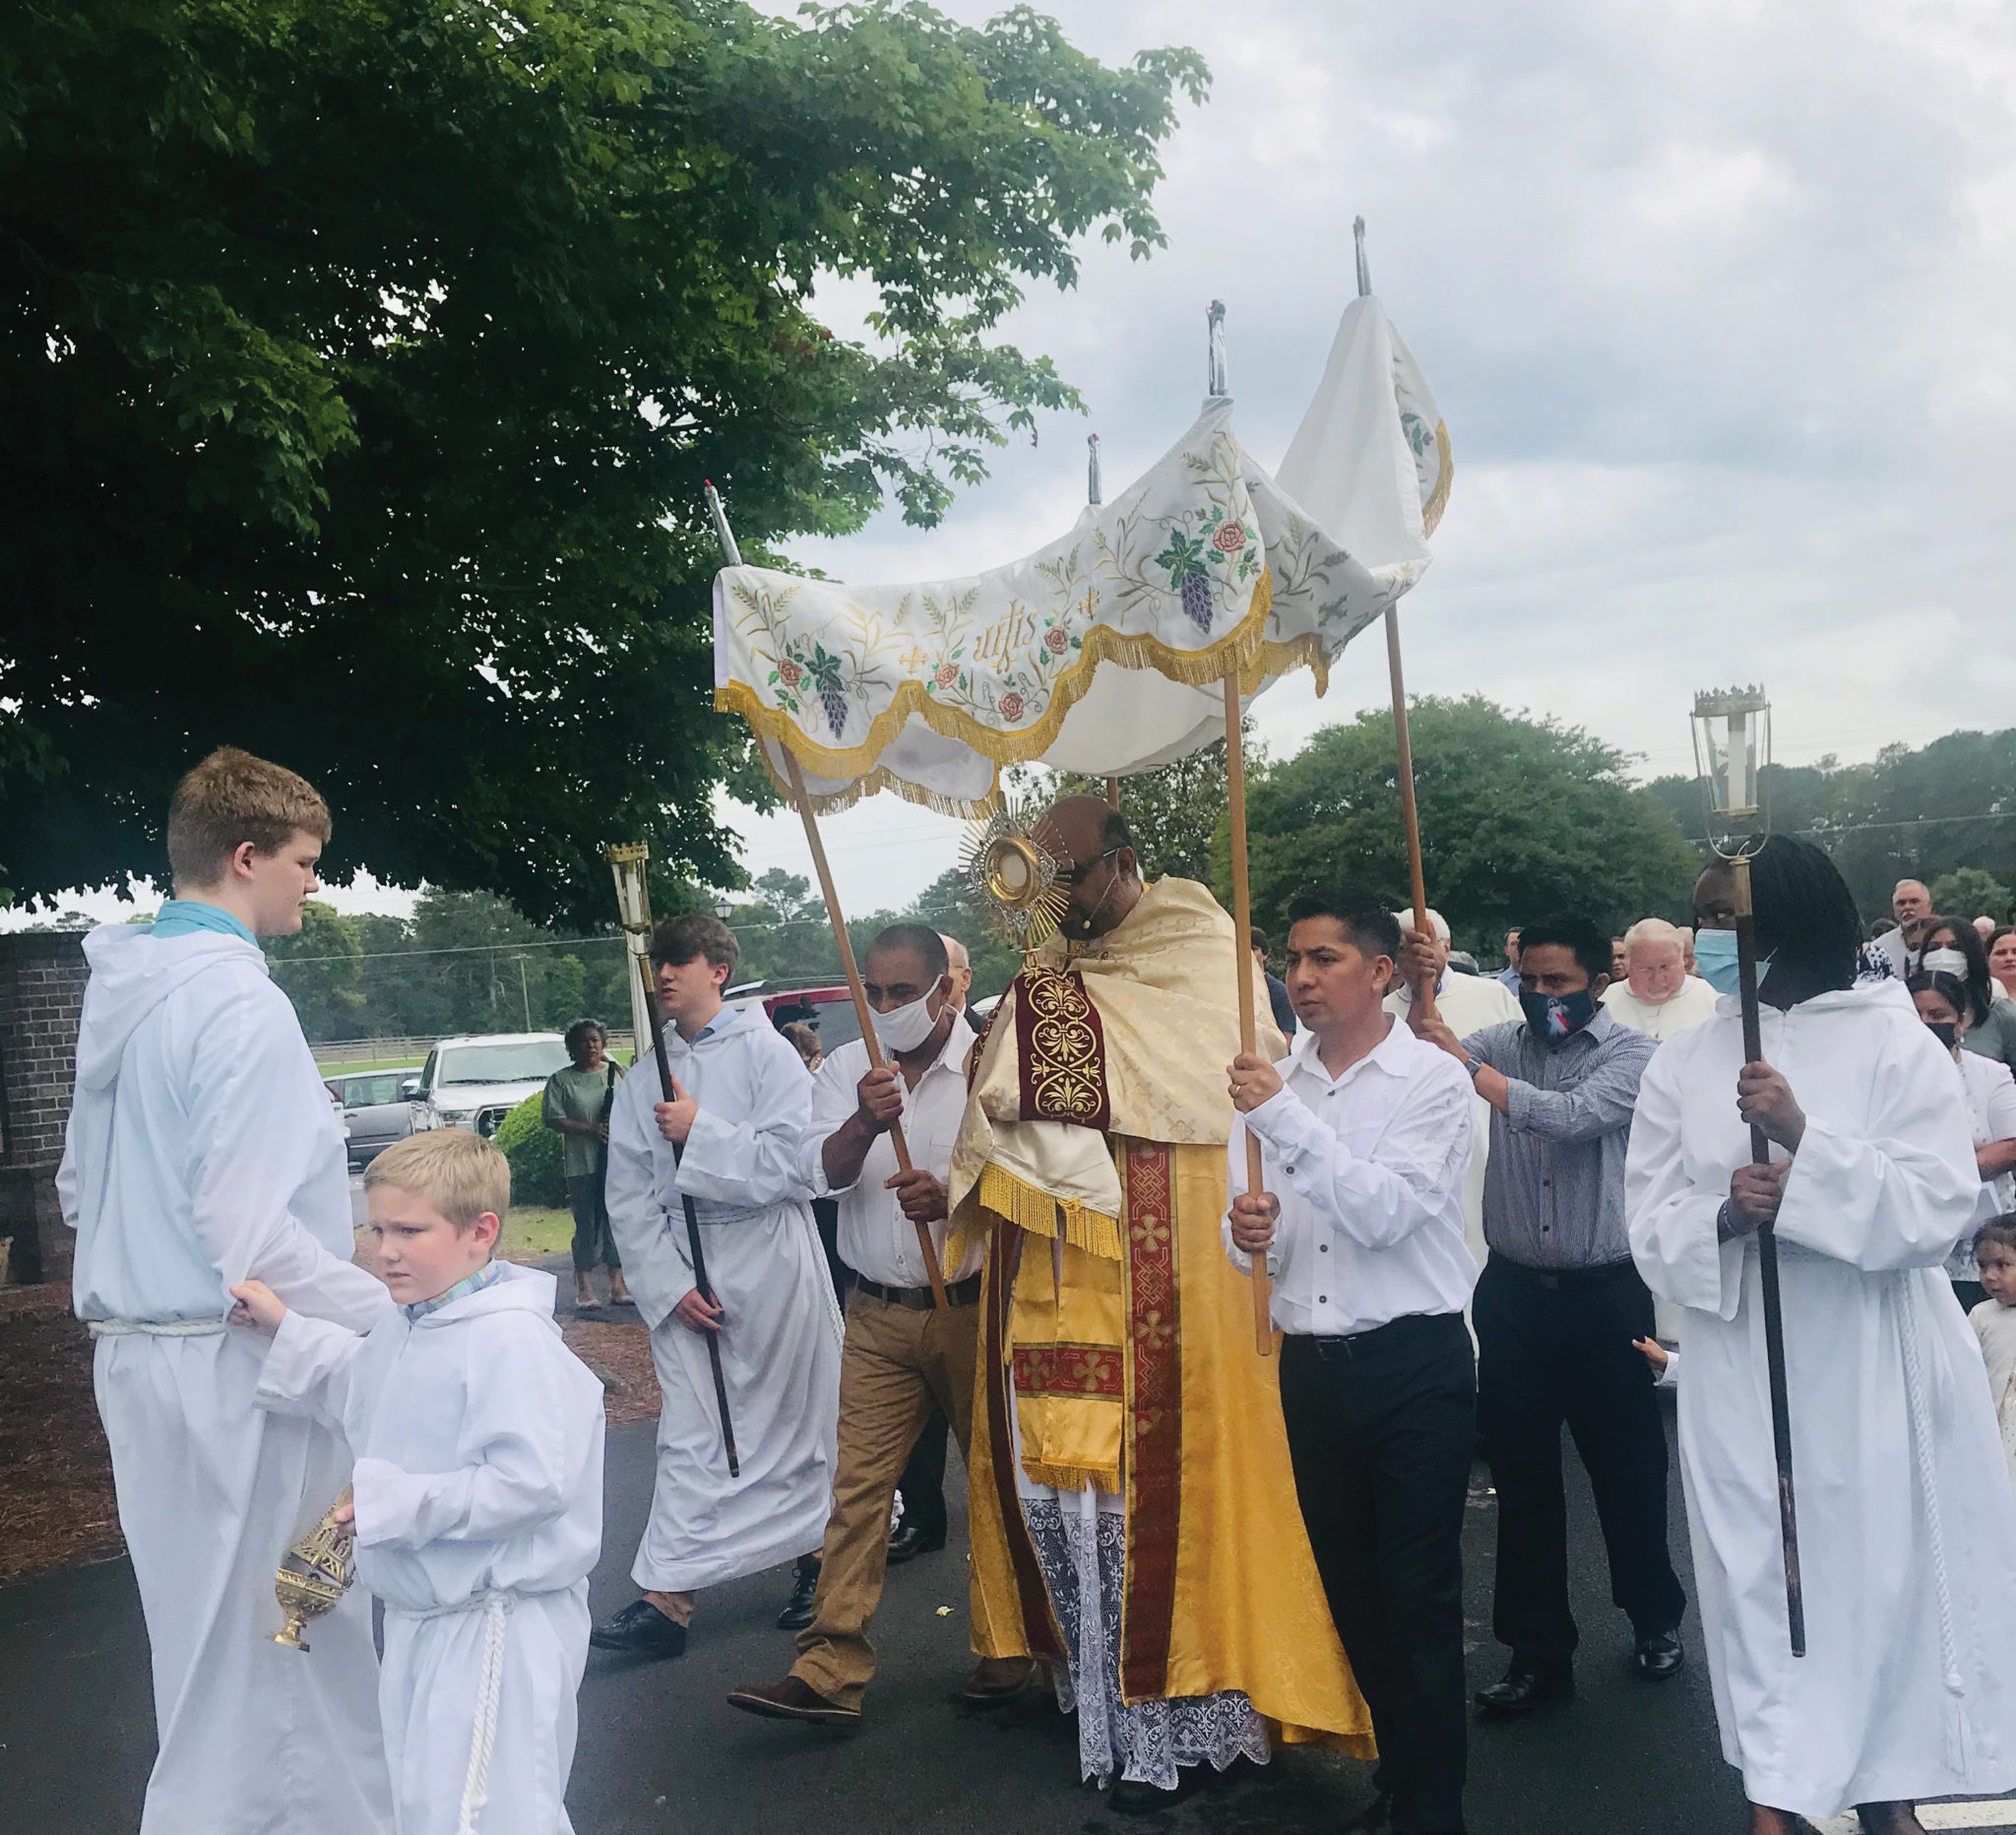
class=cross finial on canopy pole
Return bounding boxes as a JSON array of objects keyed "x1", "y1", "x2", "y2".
[
  {"x1": 1206, "y1": 300, "x2": 1228, "y2": 398},
  {"x1": 1087, "y1": 433, "x2": 1102, "y2": 508},
  {"x1": 1354, "y1": 216, "x2": 1372, "y2": 298}
]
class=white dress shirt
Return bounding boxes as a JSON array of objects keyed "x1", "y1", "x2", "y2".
[
  {"x1": 1225, "y1": 1016, "x2": 1478, "y2": 1337},
  {"x1": 803, "y1": 1014, "x2": 981, "y2": 1288}
]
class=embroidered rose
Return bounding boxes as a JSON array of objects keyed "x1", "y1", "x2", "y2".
[
  {"x1": 1043, "y1": 627, "x2": 1069, "y2": 655},
  {"x1": 777, "y1": 658, "x2": 803, "y2": 688},
  {"x1": 1212, "y1": 519, "x2": 1248, "y2": 553},
  {"x1": 934, "y1": 662, "x2": 959, "y2": 689},
  {"x1": 998, "y1": 690, "x2": 1026, "y2": 722}
]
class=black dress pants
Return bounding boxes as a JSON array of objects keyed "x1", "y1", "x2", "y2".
[
  {"x1": 1280, "y1": 1313, "x2": 1474, "y2": 1835},
  {"x1": 1473, "y1": 1253, "x2": 1685, "y2": 1677}
]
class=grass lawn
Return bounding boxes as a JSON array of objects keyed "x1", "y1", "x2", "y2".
[{"x1": 316, "y1": 1055, "x2": 421, "y2": 1077}]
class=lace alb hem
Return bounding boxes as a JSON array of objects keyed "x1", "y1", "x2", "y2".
[{"x1": 1024, "y1": 1493, "x2": 1272, "y2": 1790}]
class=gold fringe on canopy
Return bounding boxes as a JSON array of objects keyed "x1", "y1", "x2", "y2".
[
  {"x1": 719, "y1": 568, "x2": 1337, "y2": 814},
  {"x1": 976, "y1": 1163, "x2": 1122, "y2": 1262}
]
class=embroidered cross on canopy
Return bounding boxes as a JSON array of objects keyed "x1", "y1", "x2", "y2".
[{"x1": 712, "y1": 295, "x2": 1451, "y2": 812}]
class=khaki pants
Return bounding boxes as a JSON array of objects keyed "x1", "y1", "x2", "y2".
[{"x1": 791, "y1": 1285, "x2": 979, "y2": 1706}]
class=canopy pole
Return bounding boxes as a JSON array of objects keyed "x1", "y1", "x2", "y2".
[
  {"x1": 1222, "y1": 674, "x2": 1275, "y2": 1358},
  {"x1": 1104, "y1": 778, "x2": 1120, "y2": 810},
  {"x1": 1354, "y1": 215, "x2": 1372, "y2": 299},
  {"x1": 782, "y1": 748, "x2": 950, "y2": 1309},
  {"x1": 1383, "y1": 606, "x2": 1438, "y2": 1022}
]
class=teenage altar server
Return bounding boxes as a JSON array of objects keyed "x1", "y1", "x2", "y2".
[
  {"x1": 234, "y1": 1129, "x2": 604, "y2": 1835},
  {"x1": 595, "y1": 913, "x2": 843, "y2": 1656},
  {"x1": 1629, "y1": 836, "x2": 2016, "y2": 1835},
  {"x1": 60, "y1": 749, "x2": 395, "y2": 1834}
]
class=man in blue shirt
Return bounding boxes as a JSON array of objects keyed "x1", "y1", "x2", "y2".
[{"x1": 1408, "y1": 913, "x2": 1685, "y2": 1718}]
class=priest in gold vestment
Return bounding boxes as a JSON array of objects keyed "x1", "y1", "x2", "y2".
[{"x1": 948, "y1": 797, "x2": 1374, "y2": 1811}]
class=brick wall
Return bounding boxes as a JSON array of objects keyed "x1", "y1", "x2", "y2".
[{"x1": 0, "y1": 930, "x2": 89, "y2": 1285}]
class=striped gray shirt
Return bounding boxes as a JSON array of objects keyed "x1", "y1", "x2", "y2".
[{"x1": 1462, "y1": 1007, "x2": 1660, "y2": 1270}]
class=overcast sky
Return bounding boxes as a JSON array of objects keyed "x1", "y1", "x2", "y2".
[{"x1": 18, "y1": 0, "x2": 2013, "y2": 927}]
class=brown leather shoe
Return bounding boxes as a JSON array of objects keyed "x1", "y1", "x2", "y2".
[
  {"x1": 725, "y1": 1675, "x2": 860, "y2": 1726},
  {"x1": 959, "y1": 1655, "x2": 1044, "y2": 1706}
]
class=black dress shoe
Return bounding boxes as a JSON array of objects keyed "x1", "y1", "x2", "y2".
[
  {"x1": 1106, "y1": 1777, "x2": 1183, "y2": 1815},
  {"x1": 589, "y1": 1598, "x2": 688, "y2": 1659},
  {"x1": 1632, "y1": 1630, "x2": 1684, "y2": 1680},
  {"x1": 777, "y1": 1556, "x2": 820, "y2": 1630},
  {"x1": 887, "y1": 1522, "x2": 946, "y2": 1565},
  {"x1": 1474, "y1": 1669, "x2": 1574, "y2": 1716},
  {"x1": 1342, "y1": 1789, "x2": 1394, "y2": 1833}
]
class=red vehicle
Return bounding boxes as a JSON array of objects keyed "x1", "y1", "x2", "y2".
[{"x1": 725, "y1": 980, "x2": 864, "y2": 1053}]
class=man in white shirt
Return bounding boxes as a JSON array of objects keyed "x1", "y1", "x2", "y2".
[
  {"x1": 1388, "y1": 909, "x2": 1519, "y2": 1293},
  {"x1": 1603, "y1": 918, "x2": 1719, "y2": 1041},
  {"x1": 1226, "y1": 887, "x2": 1478, "y2": 1835},
  {"x1": 729, "y1": 924, "x2": 1020, "y2": 1725}
]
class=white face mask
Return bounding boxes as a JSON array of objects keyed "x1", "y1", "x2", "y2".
[
  {"x1": 871, "y1": 986, "x2": 942, "y2": 1054},
  {"x1": 1922, "y1": 947, "x2": 1970, "y2": 977}
]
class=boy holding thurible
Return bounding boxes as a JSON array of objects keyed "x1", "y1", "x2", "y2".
[{"x1": 232, "y1": 1129, "x2": 605, "y2": 1835}]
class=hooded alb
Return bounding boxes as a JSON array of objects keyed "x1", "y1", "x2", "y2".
[{"x1": 60, "y1": 923, "x2": 382, "y2": 1324}]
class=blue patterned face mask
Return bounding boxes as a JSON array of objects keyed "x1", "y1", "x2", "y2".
[{"x1": 1693, "y1": 927, "x2": 1740, "y2": 995}]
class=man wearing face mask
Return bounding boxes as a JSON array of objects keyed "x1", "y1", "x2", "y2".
[
  {"x1": 726, "y1": 924, "x2": 1009, "y2": 1725},
  {"x1": 1408, "y1": 914, "x2": 1685, "y2": 1716}
]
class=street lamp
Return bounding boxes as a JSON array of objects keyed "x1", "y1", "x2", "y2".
[{"x1": 714, "y1": 895, "x2": 735, "y2": 922}]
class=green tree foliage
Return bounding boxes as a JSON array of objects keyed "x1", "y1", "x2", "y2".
[
  {"x1": 1928, "y1": 868, "x2": 2011, "y2": 924},
  {"x1": 0, "y1": 0, "x2": 1207, "y2": 923},
  {"x1": 1644, "y1": 727, "x2": 2016, "y2": 923},
  {"x1": 1232, "y1": 697, "x2": 1699, "y2": 948},
  {"x1": 493, "y1": 1094, "x2": 566, "y2": 1210}
]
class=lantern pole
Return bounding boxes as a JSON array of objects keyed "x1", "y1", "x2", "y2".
[{"x1": 1692, "y1": 685, "x2": 1802, "y2": 1657}]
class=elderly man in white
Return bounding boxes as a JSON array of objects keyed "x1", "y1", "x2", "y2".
[
  {"x1": 1391, "y1": 909, "x2": 1520, "y2": 1288},
  {"x1": 1604, "y1": 918, "x2": 1720, "y2": 1042}
]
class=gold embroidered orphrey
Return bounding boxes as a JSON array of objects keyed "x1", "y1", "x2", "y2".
[
  {"x1": 272, "y1": 1487, "x2": 356, "y2": 1652},
  {"x1": 1019, "y1": 967, "x2": 1111, "y2": 1131}
]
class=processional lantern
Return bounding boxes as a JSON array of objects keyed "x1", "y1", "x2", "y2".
[
  {"x1": 1688, "y1": 682, "x2": 1802, "y2": 1660},
  {"x1": 605, "y1": 842, "x2": 655, "y2": 1055},
  {"x1": 1690, "y1": 685, "x2": 1771, "y2": 844}
]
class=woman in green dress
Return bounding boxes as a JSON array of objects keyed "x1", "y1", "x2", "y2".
[{"x1": 542, "y1": 1017, "x2": 633, "y2": 1309}]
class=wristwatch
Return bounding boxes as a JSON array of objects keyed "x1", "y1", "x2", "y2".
[{"x1": 1463, "y1": 1053, "x2": 1486, "y2": 1082}]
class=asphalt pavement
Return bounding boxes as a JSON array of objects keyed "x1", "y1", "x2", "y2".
[{"x1": 0, "y1": 1382, "x2": 1770, "y2": 1835}]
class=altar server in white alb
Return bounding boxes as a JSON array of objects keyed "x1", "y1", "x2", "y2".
[
  {"x1": 596, "y1": 912, "x2": 843, "y2": 1656},
  {"x1": 232, "y1": 1129, "x2": 604, "y2": 1835},
  {"x1": 1628, "y1": 835, "x2": 2016, "y2": 1835},
  {"x1": 59, "y1": 748, "x2": 395, "y2": 1834}
]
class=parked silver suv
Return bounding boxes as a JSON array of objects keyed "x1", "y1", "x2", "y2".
[
  {"x1": 408, "y1": 1033, "x2": 572, "y2": 1138},
  {"x1": 325, "y1": 1067, "x2": 422, "y2": 1168}
]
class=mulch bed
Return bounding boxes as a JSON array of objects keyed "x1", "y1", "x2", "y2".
[{"x1": 0, "y1": 1277, "x2": 657, "y2": 1587}]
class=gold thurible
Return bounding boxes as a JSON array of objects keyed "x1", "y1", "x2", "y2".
[{"x1": 272, "y1": 1486, "x2": 356, "y2": 1652}]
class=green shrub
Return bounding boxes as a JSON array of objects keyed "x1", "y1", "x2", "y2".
[{"x1": 494, "y1": 1092, "x2": 566, "y2": 1210}]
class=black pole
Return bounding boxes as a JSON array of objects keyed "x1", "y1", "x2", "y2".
[
  {"x1": 636, "y1": 954, "x2": 739, "y2": 1479},
  {"x1": 1731, "y1": 854, "x2": 1802, "y2": 1656}
]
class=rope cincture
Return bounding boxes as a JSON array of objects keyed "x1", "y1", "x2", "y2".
[
  {"x1": 88, "y1": 1317, "x2": 227, "y2": 1337},
  {"x1": 392, "y1": 1587, "x2": 514, "y2": 1835}
]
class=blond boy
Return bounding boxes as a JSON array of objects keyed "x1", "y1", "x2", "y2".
[
  {"x1": 60, "y1": 747, "x2": 395, "y2": 1833},
  {"x1": 233, "y1": 1130, "x2": 605, "y2": 1835}
]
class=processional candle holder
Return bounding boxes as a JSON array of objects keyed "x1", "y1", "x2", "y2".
[
  {"x1": 272, "y1": 1486, "x2": 355, "y2": 1652},
  {"x1": 1689, "y1": 683, "x2": 1804, "y2": 1658}
]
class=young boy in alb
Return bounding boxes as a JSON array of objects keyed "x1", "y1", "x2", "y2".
[
  {"x1": 60, "y1": 747, "x2": 395, "y2": 1834},
  {"x1": 231, "y1": 1129, "x2": 605, "y2": 1835}
]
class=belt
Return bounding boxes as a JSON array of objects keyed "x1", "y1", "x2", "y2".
[
  {"x1": 1298, "y1": 1310, "x2": 1465, "y2": 1360},
  {"x1": 854, "y1": 1273, "x2": 981, "y2": 1310},
  {"x1": 88, "y1": 1316, "x2": 228, "y2": 1337},
  {"x1": 1487, "y1": 1251, "x2": 1640, "y2": 1292}
]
